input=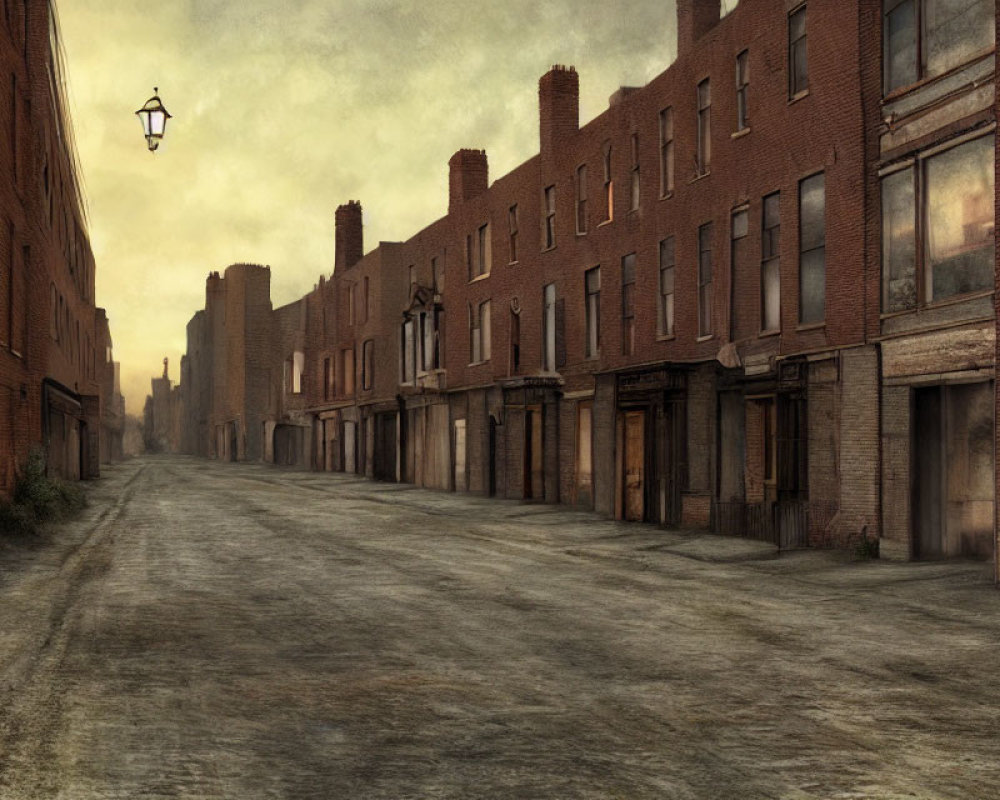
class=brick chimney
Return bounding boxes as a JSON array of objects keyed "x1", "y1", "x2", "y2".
[
  {"x1": 676, "y1": 0, "x2": 721, "y2": 59},
  {"x1": 448, "y1": 149, "x2": 489, "y2": 214},
  {"x1": 335, "y1": 201, "x2": 363, "y2": 272},
  {"x1": 539, "y1": 65, "x2": 579, "y2": 157}
]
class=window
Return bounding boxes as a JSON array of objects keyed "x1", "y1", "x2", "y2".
[
  {"x1": 799, "y1": 172, "x2": 826, "y2": 324},
  {"x1": 401, "y1": 319, "x2": 415, "y2": 384},
  {"x1": 420, "y1": 310, "x2": 436, "y2": 372},
  {"x1": 731, "y1": 208, "x2": 748, "y2": 336},
  {"x1": 659, "y1": 107, "x2": 674, "y2": 196},
  {"x1": 697, "y1": 79, "x2": 711, "y2": 175},
  {"x1": 347, "y1": 283, "x2": 355, "y2": 326},
  {"x1": 408, "y1": 265, "x2": 416, "y2": 289},
  {"x1": 470, "y1": 223, "x2": 491, "y2": 279},
  {"x1": 292, "y1": 351, "x2": 304, "y2": 394},
  {"x1": 736, "y1": 50, "x2": 749, "y2": 130},
  {"x1": 362, "y1": 276, "x2": 370, "y2": 322},
  {"x1": 508, "y1": 205, "x2": 518, "y2": 263},
  {"x1": 602, "y1": 143, "x2": 614, "y2": 221},
  {"x1": 658, "y1": 237, "x2": 675, "y2": 336},
  {"x1": 543, "y1": 283, "x2": 556, "y2": 371},
  {"x1": 469, "y1": 299, "x2": 491, "y2": 363},
  {"x1": 789, "y1": 5, "x2": 808, "y2": 97},
  {"x1": 342, "y1": 348, "x2": 355, "y2": 395},
  {"x1": 323, "y1": 357, "x2": 333, "y2": 400},
  {"x1": 629, "y1": 133, "x2": 640, "y2": 211},
  {"x1": 621, "y1": 253, "x2": 636, "y2": 355},
  {"x1": 883, "y1": 0, "x2": 994, "y2": 93},
  {"x1": 882, "y1": 134, "x2": 995, "y2": 311},
  {"x1": 543, "y1": 186, "x2": 556, "y2": 249},
  {"x1": 362, "y1": 339, "x2": 374, "y2": 390},
  {"x1": 510, "y1": 305, "x2": 521, "y2": 373},
  {"x1": 698, "y1": 223, "x2": 713, "y2": 337},
  {"x1": 585, "y1": 267, "x2": 601, "y2": 357},
  {"x1": 477, "y1": 222, "x2": 491, "y2": 276},
  {"x1": 432, "y1": 256, "x2": 443, "y2": 294},
  {"x1": 761, "y1": 192, "x2": 781, "y2": 331},
  {"x1": 576, "y1": 165, "x2": 588, "y2": 234}
]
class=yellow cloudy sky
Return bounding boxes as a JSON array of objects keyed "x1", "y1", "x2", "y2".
[{"x1": 55, "y1": 0, "x2": 736, "y2": 411}]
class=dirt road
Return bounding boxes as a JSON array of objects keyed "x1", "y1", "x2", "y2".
[{"x1": 0, "y1": 456, "x2": 997, "y2": 799}]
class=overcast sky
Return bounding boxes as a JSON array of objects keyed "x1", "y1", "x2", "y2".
[{"x1": 56, "y1": 0, "x2": 735, "y2": 411}]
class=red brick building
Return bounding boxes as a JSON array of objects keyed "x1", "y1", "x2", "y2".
[
  {"x1": 1, "y1": 0, "x2": 114, "y2": 495},
  {"x1": 176, "y1": 0, "x2": 996, "y2": 562}
]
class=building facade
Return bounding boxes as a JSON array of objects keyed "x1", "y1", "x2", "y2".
[
  {"x1": 175, "y1": 0, "x2": 997, "y2": 562},
  {"x1": 0, "y1": 0, "x2": 115, "y2": 496}
]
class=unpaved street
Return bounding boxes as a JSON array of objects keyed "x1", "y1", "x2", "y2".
[{"x1": 0, "y1": 456, "x2": 998, "y2": 799}]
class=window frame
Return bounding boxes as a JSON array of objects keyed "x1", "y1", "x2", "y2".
[
  {"x1": 658, "y1": 236, "x2": 676, "y2": 337},
  {"x1": 736, "y1": 49, "x2": 749, "y2": 131},
  {"x1": 621, "y1": 253, "x2": 636, "y2": 356},
  {"x1": 629, "y1": 133, "x2": 640, "y2": 212},
  {"x1": 697, "y1": 79, "x2": 711, "y2": 176},
  {"x1": 788, "y1": 5, "x2": 809, "y2": 98},
  {"x1": 543, "y1": 185, "x2": 556, "y2": 249},
  {"x1": 798, "y1": 171, "x2": 826, "y2": 325},
  {"x1": 576, "y1": 164, "x2": 588, "y2": 234},
  {"x1": 585, "y1": 266, "x2": 601, "y2": 358},
  {"x1": 659, "y1": 107, "x2": 674, "y2": 197},
  {"x1": 761, "y1": 191, "x2": 781, "y2": 333},
  {"x1": 508, "y1": 205, "x2": 518, "y2": 263},
  {"x1": 698, "y1": 222, "x2": 713, "y2": 337}
]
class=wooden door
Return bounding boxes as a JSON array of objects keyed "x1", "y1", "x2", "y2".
[{"x1": 624, "y1": 410, "x2": 645, "y2": 521}]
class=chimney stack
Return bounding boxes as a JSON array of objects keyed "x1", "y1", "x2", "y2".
[
  {"x1": 448, "y1": 149, "x2": 489, "y2": 214},
  {"x1": 335, "y1": 201, "x2": 364, "y2": 272},
  {"x1": 676, "y1": 0, "x2": 721, "y2": 60},
  {"x1": 539, "y1": 65, "x2": 579, "y2": 157}
]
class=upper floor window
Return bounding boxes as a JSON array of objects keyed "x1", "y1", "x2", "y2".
[
  {"x1": 469, "y1": 223, "x2": 491, "y2": 279},
  {"x1": 698, "y1": 223, "x2": 713, "y2": 336},
  {"x1": 362, "y1": 276, "x2": 370, "y2": 322},
  {"x1": 432, "y1": 255, "x2": 444, "y2": 294},
  {"x1": 576, "y1": 165, "x2": 588, "y2": 234},
  {"x1": 696, "y1": 79, "x2": 711, "y2": 175},
  {"x1": 659, "y1": 107, "x2": 674, "y2": 196},
  {"x1": 602, "y1": 144, "x2": 614, "y2": 221},
  {"x1": 629, "y1": 133, "x2": 640, "y2": 211},
  {"x1": 658, "y1": 237, "x2": 675, "y2": 337},
  {"x1": 508, "y1": 205, "x2": 518, "y2": 263},
  {"x1": 585, "y1": 267, "x2": 601, "y2": 357},
  {"x1": 292, "y1": 351, "x2": 304, "y2": 394},
  {"x1": 401, "y1": 319, "x2": 415, "y2": 384},
  {"x1": 799, "y1": 172, "x2": 826, "y2": 324},
  {"x1": 789, "y1": 5, "x2": 808, "y2": 98},
  {"x1": 361, "y1": 339, "x2": 374, "y2": 390},
  {"x1": 736, "y1": 50, "x2": 749, "y2": 130},
  {"x1": 882, "y1": 133, "x2": 994, "y2": 311},
  {"x1": 469, "y1": 299, "x2": 491, "y2": 363},
  {"x1": 621, "y1": 253, "x2": 636, "y2": 355},
  {"x1": 884, "y1": 0, "x2": 995, "y2": 94},
  {"x1": 543, "y1": 186, "x2": 556, "y2": 249},
  {"x1": 543, "y1": 283, "x2": 557, "y2": 371},
  {"x1": 761, "y1": 192, "x2": 781, "y2": 332}
]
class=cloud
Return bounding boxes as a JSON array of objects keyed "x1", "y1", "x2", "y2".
[{"x1": 57, "y1": 0, "x2": 681, "y2": 410}]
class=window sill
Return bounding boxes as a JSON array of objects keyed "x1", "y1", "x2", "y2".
[
  {"x1": 467, "y1": 360, "x2": 490, "y2": 367},
  {"x1": 659, "y1": 191, "x2": 674, "y2": 201},
  {"x1": 731, "y1": 127, "x2": 751, "y2": 140},
  {"x1": 576, "y1": 230, "x2": 587, "y2": 237},
  {"x1": 656, "y1": 333, "x2": 676, "y2": 342},
  {"x1": 795, "y1": 321, "x2": 825, "y2": 332},
  {"x1": 688, "y1": 171, "x2": 711, "y2": 184},
  {"x1": 696, "y1": 334, "x2": 714, "y2": 343},
  {"x1": 881, "y1": 48, "x2": 995, "y2": 103},
  {"x1": 467, "y1": 272, "x2": 491, "y2": 284},
  {"x1": 597, "y1": 219, "x2": 614, "y2": 228},
  {"x1": 758, "y1": 329, "x2": 781, "y2": 338},
  {"x1": 788, "y1": 89, "x2": 810, "y2": 105},
  {"x1": 541, "y1": 245, "x2": 557, "y2": 253},
  {"x1": 508, "y1": 260, "x2": 519, "y2": 267}
]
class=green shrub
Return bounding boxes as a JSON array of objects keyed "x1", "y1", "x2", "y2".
[{"x1": 0, "y1": 449, "x2": 88, "y2": 536}]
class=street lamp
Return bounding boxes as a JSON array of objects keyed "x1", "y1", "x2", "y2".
[{"x1": 135, "y1": 88, "x2": 172, "y2": 152}]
